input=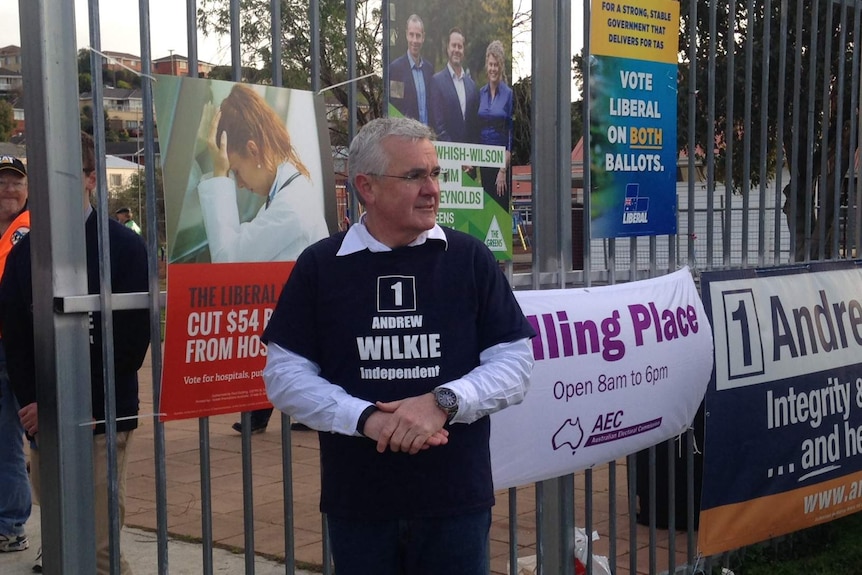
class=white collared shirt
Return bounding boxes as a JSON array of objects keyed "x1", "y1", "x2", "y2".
[{"x1": 447, "y1": 63, "x2": 467, "y2": 119}]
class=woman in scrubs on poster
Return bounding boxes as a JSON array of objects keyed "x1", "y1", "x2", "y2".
[{"x1": 198, "y1": 84, "x2": 329, "y2": 263}]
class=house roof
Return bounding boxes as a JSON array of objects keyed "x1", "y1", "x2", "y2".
[
  {"x1": 106, "y1": 155, "x2": 141, "y2": 170},
  {"x1": 102, "y1": 50, "x2": 141, "y2": 61},
  {"x1": 0, "y1": 67, "x2": 20, "y2": 77}
]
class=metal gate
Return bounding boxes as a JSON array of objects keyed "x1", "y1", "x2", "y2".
[{"x1": 14, "y1": 0, "x2": 862, "y2": 573}]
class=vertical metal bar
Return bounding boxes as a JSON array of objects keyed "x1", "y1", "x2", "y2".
[
  {"x1": 665, "y1": 439, "x2": 675, "y2": 574},
  {"x1": 774, "y1": 0, "x2": 788, "y2": 266},
  {"x1": 758, "y1": 0, "x2": 772, "y2": 267},
  {"x1": 805, "y1": 0, "x2": 821, "y2": 262},
  {"x1": 346, "y1": 0, "x2": 359, "y2": 220},
  {"x1": 648, "y1": 445, "x2": 656, "y2": 574},
  {"x1": 584, "y1": 470, "x2": 593, "y2": 574},
  {"x1": 607, "y1": 461, "x2": 617, "y2": 571},
  {"x1": 583, "y1": 0, "x2": 593, "y2": 285},
  {"x1": 790, "y1": 0, "x2": 805, "y2": 261},
  {"x1": 627, "y1": 454, "x2": 637, "y2": 575},
  {"x1": 310, "y1": 0, "x2": 320, "y2": 92},
  {"x1": 847, "y1": 2, "x2": 862, "y2": 257},
  {"x1": 724, "y1": 0, "x2": 736, "y2": 267},
  {"x1": 272, "y1": 0, "x2": 282, "y2": 87},
  {"x1": 86, "y1": 3, "x2": 124, "y2": 573},
  {"x1": 137, "y1": 0, "x2": 169, "y2": 571},
  {"x1": 535, "y1": 482, "x2": 544, "y2": 574},
  {"x1": 687, "y1": 0, "x2": 697, "y2": 271},
  {"x1": 182, "y1": 7, "x2": 214, "y2": 570},
  {"x1": 18, "y1": 0, "x2": 96, "y2": 571},
  {"x1": 685, "y1": 427, "x2": 700, "y2": 565},
  {"x1": 509, "y1": 488, "x2": 518, "y2": 575},
  {"x1": 322, "y1": 514, "x2": 333, "y2": 574},
  {"x1": 854, "y1": 5, "x2": 862, "y2": 256},
  {"x1": 833, "y1": 3, "x2": 847, "y2": 259},
  {"x1": 706, "y1": 0, "x2": 717, "y2": 270},
  {"x1": 741, "y1": 0, "x2": 755, "y2": 266},
  {"x1": 818, "y1": 2, "x2": 834, "y2": 260}
]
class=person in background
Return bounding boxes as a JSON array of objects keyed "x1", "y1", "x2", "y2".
[
  {"x1": 115, "y1": 206, "x2": 142, "y2": 235},
  {"x1": 388, "y1": 14, "x2": 434, "y2": 124},
  {"x1": 429, "y1": 27, "x2": 479, "y2": 143},
  {"x1": 0, "y1": 133, "x2": 151, "y2": 574},
  {"x1": 477, "y1": 40, "x2": 514, "y2": 210},
  {"x1": 199, "y1": 83, "x2": 329, "y2": 263},
  {"x1": 0, "y1": 156, "x2": 31, "y2": 555},
  {"x1": 261, "y1": 117, "x2": 535, "y2": 574}
]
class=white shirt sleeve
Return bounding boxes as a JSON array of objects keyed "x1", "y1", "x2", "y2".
[
  {"x1": 443, "y1": 338, "x2": 534, "y2": 424},
  {"x1": 263, "y1": 343, "x2": 372, "y2": 436},
  {"x1": 263, "y1": 337, "x2": 534, "y2": 434}
]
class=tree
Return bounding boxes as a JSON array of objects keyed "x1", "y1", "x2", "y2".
[
  {"x1": 0, "y1": 100, "x2": 14, "y2": 141},
  {"x1": 677, "y1": 1, "x2": 855, "y2": 260},
  {"x1": 197, "y1": 0, "x2": 383, "y2": 146},
  {"x1": 511, "y1": 76, "x2": 583, "y2": 167}
]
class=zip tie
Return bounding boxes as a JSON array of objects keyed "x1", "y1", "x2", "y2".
[
  {"x1": 85, "y1": 46, "x2": 158, "y2": 83},
  {"x1": 318, "y1": 72, "x2": 377, "y2": 95},
  {"x1": 79, "y1": 413, "x2": 167, "y2": 426}
]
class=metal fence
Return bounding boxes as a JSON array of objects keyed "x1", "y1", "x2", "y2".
[{"x1": 15, "y1": 0, "x2": 862, "y2": 573}]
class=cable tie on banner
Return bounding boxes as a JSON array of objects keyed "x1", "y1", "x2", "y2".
[
  {"x1": 79, "y1": 413, "x2": 166, "y2": 426},
  {"x1": 318, "y1": 72, "x2": 377, "y2": 95},
  {"x1": 86, "y1": 46, "x2": 158, "y2": 83}
]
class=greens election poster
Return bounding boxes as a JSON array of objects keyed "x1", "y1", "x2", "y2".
[{"x1": 589, "y1": 0, "x2": 679, "y2": 238}]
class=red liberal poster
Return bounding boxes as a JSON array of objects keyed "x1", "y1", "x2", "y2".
[{"x1": 154, "y1": 76, "x2": 336, "y2": 420}]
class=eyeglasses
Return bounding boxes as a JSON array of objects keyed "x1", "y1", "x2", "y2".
[
  {"x1": 368, "y1": 167, "x2": 442, "y2": 187},
  {"x1": 0, "y1": 180, "x2": 25, "y2": 190}
]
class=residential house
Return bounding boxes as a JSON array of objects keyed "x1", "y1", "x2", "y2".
[
  {"x1": 152, "y1": 54, "x2": 215, "y2": 78},
  {"x1": 0, "y1": 45, "x2": 21, "y2": 73},
  {"x1": 105, "y1": 155, "x2": 143, "y2": 195},
  {"x1": 102, "y1": 50, "x2": 142, "y2": 73},
  {"x1": 0, "y1": 67, "x2": 23, "y2": 96},
  {"x1": 80, "y1": 87, "x2": 144, "y2": 137}
]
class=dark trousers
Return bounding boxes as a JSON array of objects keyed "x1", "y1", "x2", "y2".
[{"x1": 327, "y1": 509, "x2": 491, "y2": 575}]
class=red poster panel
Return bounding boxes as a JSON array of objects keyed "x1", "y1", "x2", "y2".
[{"x1": 160, "y1": 262, "x2": 293, "y2": 420}]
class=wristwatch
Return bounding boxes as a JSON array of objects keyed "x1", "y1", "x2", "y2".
[{"x1": 433, "y1": 386, "x2": 459, "y2": 423}]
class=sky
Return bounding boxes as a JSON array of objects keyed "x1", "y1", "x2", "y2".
[{"x1": 0, "y1": 0, "x2": 582, "y2": 94}]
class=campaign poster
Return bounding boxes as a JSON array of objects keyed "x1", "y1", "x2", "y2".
[
  {"x1": 699, "y1": 262, "x2": 862, "y2": 554},
  {"x1": 589, "y1": 0, "x2": 679, "y2": 238},
  {"x1": 385, "y1": 0, "x2": 514, "y2": 260},
  {"x1": 153, "y1": 75, "x2": 336, "y2": 421},
  {"x1": 490, "y1": 268, "x2": 714, "y2": 489}
]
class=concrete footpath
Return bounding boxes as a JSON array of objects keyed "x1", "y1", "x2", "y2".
[{"x1": 0, "y1": 504, "x2": 307, "y2": 574}]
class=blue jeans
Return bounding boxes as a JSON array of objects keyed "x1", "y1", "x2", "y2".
[
  {"x1": 327, "y1": 509, "x2": 491, "y2": 575},
  {"x1": 0, "y1": 362, "x2": 32, "y2": 536}
]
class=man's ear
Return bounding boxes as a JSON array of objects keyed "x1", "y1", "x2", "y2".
[{"x1": 353, "y1": 174, "x2": 375, "y2": 206}]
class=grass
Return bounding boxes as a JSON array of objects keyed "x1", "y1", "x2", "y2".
[{"x1": 714, "y1": 513, "x2": 862, "y2": 574}]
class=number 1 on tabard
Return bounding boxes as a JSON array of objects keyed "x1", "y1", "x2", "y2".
[
  {"x1": 391, "y1": 281, "x2": 402, "y2": 306},
  {"x1": 721, "y1": 288, "x2": 765, "y2": 380}
]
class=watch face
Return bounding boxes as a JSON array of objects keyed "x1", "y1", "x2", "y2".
[{"x1": 436, "y1": 388, "x2": 458, "y2": 410}]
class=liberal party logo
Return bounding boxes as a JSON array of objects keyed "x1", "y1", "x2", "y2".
[
  {"x1": 622, "y1": 183, "x2": 649, "y2": 224},
  {"x1": 10, "y1": 226, "x2": 29, "y2": 245}
]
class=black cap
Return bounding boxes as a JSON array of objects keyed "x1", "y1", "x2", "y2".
[{"x1": 0, "y1": 156, "x2": 26, "y2": 177}]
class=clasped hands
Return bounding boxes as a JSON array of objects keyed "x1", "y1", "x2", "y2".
[{"x1": 362, "y1": 392, "x2": 449, "y2": 455}]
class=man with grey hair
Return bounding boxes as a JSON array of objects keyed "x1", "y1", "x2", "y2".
[{"x1": 262, "y1": 117, "x2": 535, "y2": 574}]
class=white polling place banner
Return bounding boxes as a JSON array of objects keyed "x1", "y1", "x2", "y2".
[{"x1": 490, "y1": 267, "x2": 714, "y2": 489}]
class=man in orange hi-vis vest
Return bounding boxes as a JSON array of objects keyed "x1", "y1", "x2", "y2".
[{"x1": 0, "y1": 155, "x2": 31, "y2": 556}]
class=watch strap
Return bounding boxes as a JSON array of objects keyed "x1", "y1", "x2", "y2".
[{"x1": 356, "y1": 404, "x2": 378, "y2": 437}]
